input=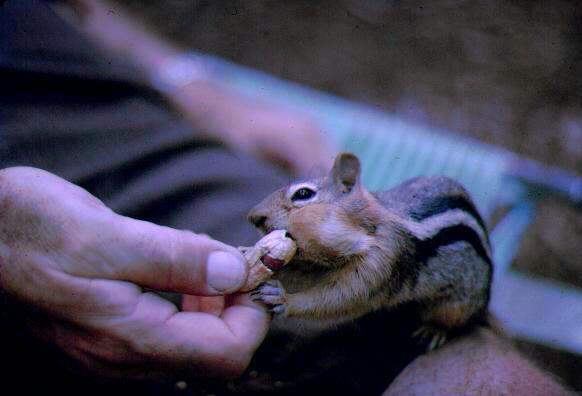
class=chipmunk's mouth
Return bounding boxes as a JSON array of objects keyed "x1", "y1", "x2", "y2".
[{"x1": 261, "y1": 225, "x2": 294, "y2": 240}]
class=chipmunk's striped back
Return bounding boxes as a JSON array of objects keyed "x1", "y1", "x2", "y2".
[
  {"x1": 375, "y1": 175, "x2": 492, "y2": 267},
  {"x1": 374, "y1": 175, "x2": 493, "y2": 349}
]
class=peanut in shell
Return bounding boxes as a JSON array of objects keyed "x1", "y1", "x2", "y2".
[{"x1": 239, "y1": 230, "x2": 296, "y2": 292}]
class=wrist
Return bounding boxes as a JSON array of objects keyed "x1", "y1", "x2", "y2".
[{"x1": 149, "y1": 53, "x2": 217, "y2": 94}]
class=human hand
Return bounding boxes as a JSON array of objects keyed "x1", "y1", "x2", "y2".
[
  {"x1": 212, "y1": 97, "x2": 335, "y2": 177},
  {"x1": 0, "y1": 167, "x2": 270, "y2": 380}
]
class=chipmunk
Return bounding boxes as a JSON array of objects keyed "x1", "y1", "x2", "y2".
[{"x1": 248, "y1": 152, "x2": 492, "y2": 350}]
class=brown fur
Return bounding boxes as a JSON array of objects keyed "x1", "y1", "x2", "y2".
[{"x1": 424, "y1": 301, "x2": 474, "y2": 329}]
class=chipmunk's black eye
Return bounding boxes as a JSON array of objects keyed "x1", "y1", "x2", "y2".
[{"x1": 291, "y1": 187, "x2": 316, "y2": 202}]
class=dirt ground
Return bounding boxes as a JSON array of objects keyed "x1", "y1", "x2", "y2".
[{"x1": 125, "y1": 0, "x2": 582, "y2": 390}]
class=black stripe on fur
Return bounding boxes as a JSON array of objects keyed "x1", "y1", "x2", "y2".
[
  {"x1": 416, "y1": 224, "x2": 492, "y2": 266},
  {"x1": 409, "y1": 196, "x2": 488, "y2": 234}
]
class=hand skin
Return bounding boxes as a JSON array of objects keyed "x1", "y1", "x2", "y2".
[
  {"x1": 384, "y1": 327, "x2": 573, "y2": 396},
  {"x1": 172, "y1": 81, "x2": 335, "y2": 177},
  {"x1": 0, "y1": 167, "x2": 270, "y2": 381}
]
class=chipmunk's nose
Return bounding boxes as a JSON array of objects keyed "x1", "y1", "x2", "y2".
[{"x1": 248, "y1": 208, "x2": 268, "y2": 230}]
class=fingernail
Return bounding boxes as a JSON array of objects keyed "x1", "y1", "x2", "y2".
[{"x1": 207, "y1": 251, "x2": 246, "y2": 293}]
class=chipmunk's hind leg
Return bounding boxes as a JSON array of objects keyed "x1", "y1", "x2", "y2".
[
  {"x1": 413, "y1": 325, "x2": 448, "y2": 351},
  {"x1": 414, "y1": 298, "x2": 482, "y2": 352}
]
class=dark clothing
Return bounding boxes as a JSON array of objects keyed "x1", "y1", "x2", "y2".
[{"x1": 0, "y1": 2, "x2": 422, "y2": 395}]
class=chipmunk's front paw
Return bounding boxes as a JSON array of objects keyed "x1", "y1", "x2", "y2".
[
  {"x1": 250, "y1": 280, "x2": 288, "y2": 316},
  {"x1": 413, "y1": 325, "x2": 448, "y2": 352}
]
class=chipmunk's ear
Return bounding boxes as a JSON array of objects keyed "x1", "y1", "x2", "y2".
[{"x1": 331, "y1": 153, "x2": 361, "y2": 193}]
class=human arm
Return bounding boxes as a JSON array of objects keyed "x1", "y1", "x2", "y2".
[
  {"x1": 0, "y1": 167, "x2": 269, "y2": 380},
  {"x1": 54, "y1": 0, "x2": 334, "y2": 176}
]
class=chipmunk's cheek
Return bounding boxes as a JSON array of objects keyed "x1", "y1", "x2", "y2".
[
  {"x1": 288, "y1": 205, "x2": 373, "y2": 260},
  {"x1": 287, "y1": 206, "x2": 327, "y2": 252},
  {"x1": 287, "y1": 221, "x2": 311, "y2": 252},
  {"x1": 287, "y1": 205, "x2": 350, "y2": 258}
]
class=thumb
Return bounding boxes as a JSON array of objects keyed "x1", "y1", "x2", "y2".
[{"x1": 106, "y1": 216, "x2": 248, "y2": 295}]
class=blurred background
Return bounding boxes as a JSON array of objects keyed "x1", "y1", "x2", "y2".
[{"x1": 96, "y1": 0, "x2": 582, "y2": 390}]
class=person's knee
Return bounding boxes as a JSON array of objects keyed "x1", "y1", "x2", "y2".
[{"x1": 384, "y1": 327, "x2": 573, "y2": 396}]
